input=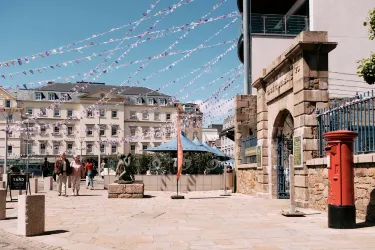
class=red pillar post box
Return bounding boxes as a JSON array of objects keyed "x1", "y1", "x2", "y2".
[{"x1": 324, "y1": 130, "x2": 358, "y2": 229}]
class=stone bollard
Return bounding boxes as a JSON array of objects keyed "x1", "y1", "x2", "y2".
[
  {"x1": 68, "y1": 176, "x2": 72, "y2": 188},
  {"x1": 43, "y1": 177, "x2": 53, "y2": 192},
  {"x1": 30, "y1": 178, "x2": 38, "y2": 194},
  {"x1": 0, "y1": 181, "x2": 5, "y2": 189},
  {"x1": 0, "y1": 189, "x2": 6, "y2": 220},
  {"x1": 18, "y1": 195, "x2": 45, "y2": 236},
  {"x1": 2, "y1": 174, "x2": 7, "y2": 188}
]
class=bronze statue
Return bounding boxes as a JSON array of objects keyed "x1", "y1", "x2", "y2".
[{"x1": 115, "y1": 153, "x2": 134, "y2": 184}]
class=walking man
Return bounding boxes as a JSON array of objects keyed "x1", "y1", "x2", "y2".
[{"x1": 54, "y1": 152, "x2": 71, "y2": 196}]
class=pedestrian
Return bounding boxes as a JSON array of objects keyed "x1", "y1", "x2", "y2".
[
  {"x1": 70, "y1": 155, "x2": 83, "y2": 196},
  {"x1": 85, "y1": 159, "x2": 94, "y2": 190},
  {"x1": 100, "y1": 159, "x2": 105, "y2": 173},
  {"x1": 42, "y1": 157, "x2": 50, "y2": 178},
  {"x1": 54, "y1": 152, "x2": 72, "y2": 196}
]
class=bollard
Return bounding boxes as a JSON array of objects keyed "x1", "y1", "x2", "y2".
[
  {"x1": 0, "y1": 181, "x2": 5, "y2": 189},
  {"x1": 17, "y1": 195, "x2": 45, "y2": 236},
  {"x1": 0, "y1": 189, "x2": 6, "y2": 220},
  {"x1": 43, "y1": 177, "x2": 53, "y2": 192},
  {"x1": 324, "y1": 130, "x2": 358, "y2": 229},
  {"x1": 30, "y1": 178, "x2": 38, "y2": 194}
]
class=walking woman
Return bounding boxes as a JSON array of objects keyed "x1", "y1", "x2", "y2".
[
  {"x1": 85, "y1": 159, "x2": 94, "y2": 190},
  {"x1": 71, "y1": 155, "x2": 84, "y2": 196}
]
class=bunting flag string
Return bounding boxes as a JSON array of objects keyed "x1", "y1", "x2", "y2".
[
  {"x1": 2, "y1": 38, "x2": 236, "y2": 85},
  {"x1": 0, "y1": 0, "x2": 197, "y2": 69}
]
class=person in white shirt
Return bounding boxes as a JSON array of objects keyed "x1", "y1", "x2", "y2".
[{"x1": 70, "y1": 155, "x2": 84, "y2": 196}]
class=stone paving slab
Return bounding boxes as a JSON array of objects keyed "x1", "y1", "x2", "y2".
[{"x1": 0, "y1": 178, "x2": 375, "y2": 249}]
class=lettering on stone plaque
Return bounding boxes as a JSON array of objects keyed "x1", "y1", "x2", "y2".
[{"x1": 266, "y1": 69, "x2": 293, "y2": 101}]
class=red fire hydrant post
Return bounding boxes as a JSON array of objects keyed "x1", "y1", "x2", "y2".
[{"x1": 324, "y1": 130, "x2": 358, "y2": 229}]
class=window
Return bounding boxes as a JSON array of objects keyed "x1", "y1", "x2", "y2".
[
  {"x1": 7, "y1": 145, "x2": 12, "y2": 154},
  {"x1": 53, "y1": 145, "x2": 59, "y2": 155},
  {"x1": 48, "y1": 93, "x2": 56, "y2": 101},
  {"x1": 193, "y1": 132, "x2": 198, "y2": 139},
  {"x1": 130, "y1": 111, "x2": 136, "y2": 119},
  {"x1": 67, "y1": 143, "x2": 73, "y2": 154},
  {"x1": 87, "y1": 143, "x2": 93, "y2": 153},
  {"x1": 111, "y1": 126, "x2": 118, "y2": 136},
  {"x1": 160, "y1": 99, "x2": 166, "y2": 106},
  {"x1": 5, "y1": 100, "x2": 11, "y2": 108},
  {"x1": 54, "y1": 127, "x2": 60, "y2": 134},
  {"x1": 166, "y1": 113, "x2": 171, "y2": 121},
  {"x1": 137, "y1": 98, "x2": 142, "y2": 105},
  {"x1": 54, "y1": 108, "x2": 60, "y2": 117},
  {"x1": 61, "y1": 93, "x2": 71, "y2": 101},
  {"x1": 100, "y1": 126, "x2": 105, "y2": 136},
  {"x1": 142, "y1": 112, "x2": 149, "y2": 120},
  {"x1": 130, "y1": 144, "x2": 136, "y2": 154},
  {"x1": 154, "y1": 112, "x2": 160, "y2": 120},
  {"x1": 8, "y1": 131, "x2": 12, "y2": 137},
  {"x1": 35, "y1": 92, "x2": 42, "y2": 100},
  {"x1": 27, "y1": 143, "x2": 32, "y2": 154},
  {"x1": 8, "y1": 114, "x2": 13, "y2": 122},
  {"x1": 67, "y1": 126, "x2": 73, "y2": 135},
  {"x1": 142, "y1": 144, "x2": 148, "y2": 151},
  {"x1": 40, "y1": 144, "x2": 46, "y2": 154},
  {"x1": 26, "y1": 107, "x2": 33, "y2": 115},
  {"x1": 143, "y1": 127, "x2": 149, "y2": 136},
  {"x1": 166, "y1": 128, "x2": 171, "y2": 137},
  {"x1": 100, "y1": 144, "x2": 105, "y2": 153},
  {"x1": 99, "y1": 109, "x2": 105, "y2": 117},
  {"x1": 154, "y1": 127, "x2": 161, "y2": 137},
  {"x1": 130, "y1": 127, "x2": 136, "y2": 137},
  {"x1": 67, "y1": 109, "x2": 73, "y2": 117},
  {"x1": 40, "y1": 108, "x2": 47, "y2": 116},
  {"x1": 41, "y1": 126, "x2": 46, "y2": 135},
  {"x1": 148, "y1": 98, "x2": 154, "y2": 105},
  {"x1": 87, "y1": 110, "x2": 93, "y2": 118},
  {"x1": 111, "y1": 145, "x2": 117, "y2": 154},
  {"x1": 87, "y1": 126, "x2": 93, "y2": 136},
  {"x1": 111, "y1": 110, "x2": 118, "y2": 118}
]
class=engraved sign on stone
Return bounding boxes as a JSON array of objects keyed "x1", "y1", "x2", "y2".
[
  {"x1": 256, "y1": 145, "x2": 262, "y2": 169},
  {"x1": 293, "y1": 136, "x2": 303, "y2": 168}
]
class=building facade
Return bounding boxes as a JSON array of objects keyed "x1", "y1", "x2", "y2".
[
  {"x1": 221, "y1": 116, "x2": 234, "y2": 159},
  {"x1": 0, "y1": 82, "x2": 202, "y2": 163},
  {"x1": 247, "y1": 0, "x2": 375, "y2": 96}
]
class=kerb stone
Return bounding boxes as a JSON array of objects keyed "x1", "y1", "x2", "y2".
[{"x1": 17, "y1": 195, "x2": 45, "y2": 236}]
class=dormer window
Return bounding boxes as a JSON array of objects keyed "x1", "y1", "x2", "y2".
[
  {"x1": 148, "y1": 98, "x2": 154, "y2": 105},
  {"x1": 5, "y1": 100, "x2": 11, "y2": 108},
  {"x1": 61, "y1": 93, "x2": 71, "y2": 101},
  {"x1": 160, "y1": 99, "x2": 166, "y2": 106},
  {"x1": 35, "y1": 92, "x2": 42, "y2": 100},
  {"x1": 48, "y1": 93, "x2": 56, "y2": 100},
  {"x1": 137, "y1": 98, "x2": 142, "y2": 105},
  {"x1": 87, "y1": 110, "x2": 93, "y2": 118}
]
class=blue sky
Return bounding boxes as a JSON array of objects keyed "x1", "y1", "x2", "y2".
[{"x1": 1, "y1": 0, "x2": 243, "y2": 124}]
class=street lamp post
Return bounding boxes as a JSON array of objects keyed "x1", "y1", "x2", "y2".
[
  {"x1": 243, "y1": 0, "x2": 251, "y2": 95},
  {"x1": 97, "y1": 110, "x2": 101, "y2": 185},
  {"x1": 4, "y1": 113, "x2": 8, "y2": 172}
]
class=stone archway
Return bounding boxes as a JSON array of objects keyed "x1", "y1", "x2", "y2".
[{"x1": 272, "y1": 110, "x2": 294, "y2": 199}]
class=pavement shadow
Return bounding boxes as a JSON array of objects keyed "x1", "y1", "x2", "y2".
[
  {"x1": 5, "y1": 208, "x2": 13, "y2": 210},
  {"x1": 75, "y1": 195, "x2": 102, "y2": 197},
  {"x1": 356, "y1": 221, "x2": 375, "y2": 228},
  {"x1": 189, "y1": 197, "x2": 228, "y2": 199},
  {"x1": 29, "y1": 230, "x2": 69, "y2": 237},
  {"x1": 143, "y1": 195, "x2": 156, "y2": 199}
]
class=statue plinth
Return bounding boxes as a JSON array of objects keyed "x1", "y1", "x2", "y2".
[{"x1": 108, "y1": 181, "x2": 144, "y2": 199}]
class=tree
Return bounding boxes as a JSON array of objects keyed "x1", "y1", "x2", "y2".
[{"x1": 357, "y1": 8, "x2": 375, "y2": 84}]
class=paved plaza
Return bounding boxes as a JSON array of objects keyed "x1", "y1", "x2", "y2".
[{"x1": 1, "y1": 179, "x2": 375, "y2": 249}]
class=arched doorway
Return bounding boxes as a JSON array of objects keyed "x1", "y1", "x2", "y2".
[{"x1": 273, "y1": 110, "x2": 294, "y2": 199}]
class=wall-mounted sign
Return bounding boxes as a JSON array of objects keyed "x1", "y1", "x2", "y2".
[
  {"x1": 245, "y1": 146, "x2": 257, "y2": 157},
  {"x1": 293, "y1": 135, "x2": 303, "y2": 168}
]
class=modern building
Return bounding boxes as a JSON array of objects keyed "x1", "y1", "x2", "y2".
[
  {"x1": 220, "y1": 115, "x2": 235, "y2": 159},
  {"x1": 247, "y1": 0, "x2": 375, "y2": 96},
  {"x1": 0, "y1": 82, "x2": 202, "y2": 164},
  {"x1": 202, "y1": 127, "x2": 220, "y2": 147}
]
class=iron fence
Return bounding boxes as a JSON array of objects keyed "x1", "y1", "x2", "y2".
[
  {"x1": 251, "y1": 14, "x2": 308, "y2": 35},
  {"x1": 241, "y1": 135, "x2": 257, "y2": 164},
  {"x1": 316, "y1": 91, "x2": 375, "y2": 156}
]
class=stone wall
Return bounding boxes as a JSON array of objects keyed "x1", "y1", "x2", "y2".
[{"x1": 307, "y1": 157, "x2": 375, "y2": 221}]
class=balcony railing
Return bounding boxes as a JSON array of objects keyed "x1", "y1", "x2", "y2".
[{"x1": 250, "y1": 14, "x2": 309, "y2": 35}]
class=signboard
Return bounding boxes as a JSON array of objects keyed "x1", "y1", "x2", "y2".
[
  {"x1": 256, "y1": 145, "x2": 262, "y2": 169},
  {"x1": 245, "y1": 146, "x2": 257, "y2": 157},
  {"x1": 293, "y1": 135, "x2": 303, "y2": 168},
  {"x1": 6, "y1": 174, "x2": 31, "y2": 201}
]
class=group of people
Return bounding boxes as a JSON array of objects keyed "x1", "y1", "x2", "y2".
[{"x1": 54, "y1": 152, "x2": 98, "y2": 196}]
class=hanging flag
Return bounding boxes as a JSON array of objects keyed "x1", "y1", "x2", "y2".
[
  {"x1": 176, "y1": 108, "x2": 183, "y2": 181},
  {"x1": 17, "y1": 59, "x2": 22, "y2": 65}
]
